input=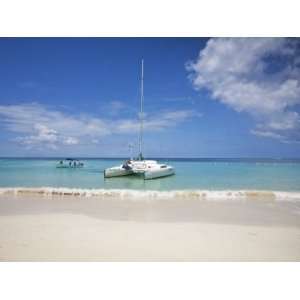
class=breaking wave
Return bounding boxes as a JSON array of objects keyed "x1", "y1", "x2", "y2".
[{"x1": 0, "y1": 187, "x2": 300, "y2": 201}]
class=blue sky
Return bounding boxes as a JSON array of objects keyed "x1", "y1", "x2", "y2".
[{"x1": 0, "y1": 37, "x2": 300, "y2": 158}]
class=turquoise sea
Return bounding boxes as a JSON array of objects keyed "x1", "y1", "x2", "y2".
[{"x1": 0, "y1": 158, "x2": 300, "y2": 192}]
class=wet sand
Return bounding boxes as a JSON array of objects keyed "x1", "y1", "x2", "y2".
[{"x1": 0, "y1": 194, "x2": 300, "y2": 261}]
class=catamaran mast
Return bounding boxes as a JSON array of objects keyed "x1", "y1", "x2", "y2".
[{"x1": 139, "y1": 59, "x2": 144, "y2": 160}]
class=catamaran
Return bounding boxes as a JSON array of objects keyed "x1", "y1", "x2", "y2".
[{"x1": 104, "y1": 60, "x2": 175, "y2": 180}]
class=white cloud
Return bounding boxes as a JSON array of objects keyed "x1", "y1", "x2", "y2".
[
  {"x1": 0, "y1": 102, "x2": 200, "y2": 150},
  {"x1": 187, "y1": 38, "x2": 300, "y2": 142},
  {"x1": 63, "y1": 137, "x2": 79, "y2": 145},
  {"x1": 115, "y1": 109, "x2": 200, "y2": 133},
  {"x1": 250, "y1": 129, "x2": 283, "y2": 140},
  {"x1": 0, "y1": 103, "x2": 111, "y2": 149},
  {"x1": 0, "y1": 103, "x2": 105, "y2": 137},
  {"x1": 12, "y1": 124, "x2": 58, "y2": 149}
]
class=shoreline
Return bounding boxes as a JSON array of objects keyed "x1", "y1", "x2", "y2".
[
  {"x1": 1, "y1": 187, "x2": 300, "y2": 201},
  {"x1": 1, "y1": 193, "x2": 300, "y2": 261}
]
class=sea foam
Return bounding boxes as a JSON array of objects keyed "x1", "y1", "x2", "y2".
[{"x1": 0, "y1": 187, "x2": 300, "y2": 201}]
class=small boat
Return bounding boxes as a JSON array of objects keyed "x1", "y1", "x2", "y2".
[
  {"x1": 104, "y1": 60, "x2": 175, "y2": 180},
  {"x1": 56, "y1": 158, "x2": 84, "y2": 168}
]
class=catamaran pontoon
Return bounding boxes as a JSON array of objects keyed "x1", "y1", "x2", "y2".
[{"x1": 104, "y1": 60, "x2": 175, "y2": 180}]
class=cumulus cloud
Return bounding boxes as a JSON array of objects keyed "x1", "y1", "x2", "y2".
[
  {"x1": 0, "y1": 103, "x2": 111, "y2": 149},
  {"x1": 187, "y1": 38, "x2": 300, "y2": 142},
  {"x1": 14, "y1": 124, "x2": 58, "y2": 147},
  {"x1": 0, "y1": 102, "x2": 200, "y2": 150}
]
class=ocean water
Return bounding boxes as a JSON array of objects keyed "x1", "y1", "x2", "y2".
[{"x1": 0, "y1": 158, "x2": 300, "y2": 193}]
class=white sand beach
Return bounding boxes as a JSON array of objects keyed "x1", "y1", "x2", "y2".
[{"x1": 1, "y1": 194, "x2": 300, "y2": 261}]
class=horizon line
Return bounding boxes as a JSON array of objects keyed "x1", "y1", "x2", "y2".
[{"x1": 1, "y1": 156, "x2": 300, "y2": 160}]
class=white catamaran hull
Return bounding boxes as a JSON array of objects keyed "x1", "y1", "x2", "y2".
[
  {"x1": 104, "y1": 166, "x2": 133, "y2": 178},
  {"x1": 144, "y1": 166, "x2": 175, "y2": 180}
]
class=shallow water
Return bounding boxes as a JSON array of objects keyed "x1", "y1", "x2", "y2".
[{"x1": 0, "y1": 158, "x2": 300, "y2": 191}]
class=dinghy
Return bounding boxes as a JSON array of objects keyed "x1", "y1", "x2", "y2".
[
  {"x1": 56, "y1": 158, "x2": 84, "y2": 168},
  {"x1": 104, "y1": 60, "x2": 175, "y2": 180}
]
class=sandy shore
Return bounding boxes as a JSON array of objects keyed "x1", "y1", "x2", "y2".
[{"x1": 1, "y1": 194, "x2": 300, "y2": 261}]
